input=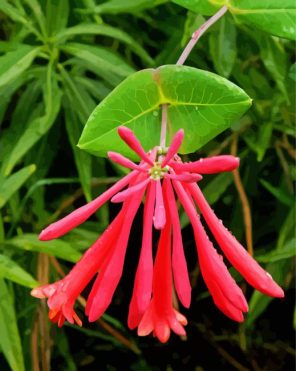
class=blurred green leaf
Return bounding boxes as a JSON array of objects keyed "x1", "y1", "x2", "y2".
[
  {"x1": 60, "y1": 43, "x2": 135, "y2": 81},
  {"x1": 0, "y1": 254, "x2": 38, "y2": 288},
  {"x1": 3, "y1": 65, "x2": 61, "y2": 176},
  {"x1": 46, "y1": 0, "x2": 69, "y2": 36},
  {"x1": 0, "y1": 278, "x2": 25, "y2": 371},
  {"x1": 7, "y1": 234, "x2": 82, "y2": 262},
  {"x1": 260, "y1": 179, "x2": 293, "y2": 206},
  {"x1": 288, "y1": 63, "x2": 296, "y2": 82},
  {"x1": 209, "y1": 14, "x2": 237, "y2": 78},
  {"x1": 64, "y1": 99, "x2": 92, "y2": 202},
  {"x1": 0, "y1": 45, "x2": 40, "y2": 88},
  {"x1": 78, "y1": 65, "x2": 251, "y2": 159},
  {"x1": 256, "y1": 238, "x2": 296, "y2": 263},
  {"x1": 90, "y1": 0, "x2": 167, "y2": 14},
  {"x1": 203, "y1": 172, "x2": 233, "y2": 204},
  {"x1": 257, "y1": 35, "x2": 288, "y2": 100},
  {"x1": 56, "y1": 23, "x2": 154, "y2": 65},
  {"x1": 0, "y1": 165, "x2": 36, "y2": 209}
]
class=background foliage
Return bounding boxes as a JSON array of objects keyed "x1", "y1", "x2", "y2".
[{"x1": 0, "y1": 0, "x2": 295, "y2": 370}]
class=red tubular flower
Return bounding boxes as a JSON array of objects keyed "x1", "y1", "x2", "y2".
[{"x1": 32, "y1": 126, "x2": 284, "y2": 342}]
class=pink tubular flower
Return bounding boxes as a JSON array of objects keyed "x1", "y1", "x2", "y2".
[{"x1": 32, "y1": 126, "x2": 284, "y2": 342}]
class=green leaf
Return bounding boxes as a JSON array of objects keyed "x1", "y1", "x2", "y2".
[
  {"x1": 203, "y1": 172, "x2": 233, "y2": 204},
  {"x1": 23, "y1": 0, "x2": 47, "y2": 37},
  {"x1": 174, "y1": 0, "x2": 296, "y2": 40},
  {"x1": 3, "y1": 66, "x2": 61, "y2": 176},
  {"x1": 64, "y1": 99, "x2": 93, "y2": 202},
  {"x1": 260, "y1": 179, "x2": 293, "y2": 206},
  {"x1": 0, "y1": 278, "x2": 25, "y2": 371},
  {"x1": 0, "y1": 254, "x2": 38, "y2": 288},
  {"x1": 0, "y1": 165, "x2": 36, "y2": 209},
  {"x1": 60, "y1": 43, "x2": 135, "y2": 80},
  {"x1": 78, "y1": 65, "x2": 251, "y2": 159},
  {"x1": 56, "y1": 23, "x2": 154, "y2": 66},
  {"x1": 257, "y1": 35, "x2": 288, "y2": 99},
  {"x1": 0, "y1": 0, "x2": 40, "y2": 37},
  {"x1": 209, "y1": 14, "x2": 237, "y2": 77},
  {"x1": 172, "y1": 0, "x2": 223, "y2": 15},
  {"x1": 229, "y1": 0, "x2": 296, "y2": 40},
  {"x1": 7, "y1": 234, "x2": 82, "y2": 263},
  {"x1": 91, "y1": 0, "x2": 167, "y2": 14},
  {"x1": 0, "y1": 45, "x2": 40, "y2": 88},
  {"x1": 288, "y1": 63, "x2": 296, "y2": 82},
  {"x1": 46, "y1": 0, "x2": 69, "y2": 35},
  {"x1": 256, "y1": 238, "x2": 296, "y2": 263},
  {"x1": 257, "y1": 122, "x2": 273, "y2": 161}
]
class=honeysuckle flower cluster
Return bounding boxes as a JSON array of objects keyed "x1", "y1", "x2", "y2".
[{"x1": 32, "y1": 127, "x2": 284, "y2": 343}]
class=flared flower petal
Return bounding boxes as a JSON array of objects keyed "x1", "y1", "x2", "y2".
[
  {"x1": 188, "y1": 183, "x2": 284, "y2": 298},
  {"x1": 86, "y1": 176, "x2": 148, "y2": 322},
  {"x1": 171, "y1": 155, "x2": 239, "y2": 174},
  {"x1": 153, "y1": 180, "x2": 166, "y2": 230},
  {"x1": 111, "y1": 176, "x2": 150, "y2": 203},
  {"x1": 108, "y1": 151, "x2": 146, "y2": 172},
  {"x1": 118, "y1": 126, "x2": 154, "y2": 165},
  {"x1": 138, "y1": 207, "x2": 187, "y2": 342},
  {"x1": 165, "y1": 173, "x2": 202, "y2": 183},
  {"x1": 128, "y1": 183, "x2": 155, "y2": 329},
  {"x1": 39, "y1": 170, "x2": 138, "y2": 241},
  {"x1": 161, "y1": 129, "x2": 184, "y2": 167},
  {"x1": 163, "y1": 178, "x2": 191, "y2": 308},
  {"x1": 173, "y1": 180, "x2": 248, "y2": 321}
]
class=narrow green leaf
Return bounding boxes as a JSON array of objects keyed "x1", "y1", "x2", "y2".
[
  {"x1": 0, "y1": 165, "x2": 36, "y2": 209},
  {"x1": 260, "y1": 179, "x2": 293, "y2": 206},
  {"x1": 7, "y1": 234, "x2": 82, "y2": 263},
  {"x1": 60, "y1": 43, "x2": 135, "y2": 80},
  {"x1": 257, "y1": 35, "x2": 288, "y2": 99},
  {"x1": 0, "y1": 278, "x2": 25, "y2": 371},
  {"x1": 4, "y1": 66, "x2": 61, "y2": 176},
  {"x1": 46, "y1": 0, "x2": 69, "y2": 35},
  {"x1": 209, "y1": 14, "x2": 237, "y2": 78},
  {"x1": 56, "y1": 23, "x2": 154, "y2": 66},
  {"x1": 256, "y1": 122, "x2": 273, "y2": 161},
  {"x1": 92, "y1": 0, "x2": 167, "y2": 14},
  {"x1": 246, "y1": 209, "x2": 294, "y2": 326},
  {"x1": 0, "y1": 0, "x2": 40, "y2": 37},
  {"x1": 288, "y1": 63, "x2": 296, "y2": 82},
  {"x1": 0, "y1": 45, "x2": 40, "y2": 88},
  {"x1": 0, "y1": 254, "x2": 38, "y2": 288},
  {"x1": 78, "y1": 65, "x2": 251, "y2": 159},
  {"x1": 256, "y1": 239, "x2": 296, "y2": 263},
  {"x1": 203, "y1": 172, "x2": 233, "y2": 204},
  {"x1": 64, "y1": 99, "x2": 92, "y2": 202},
  {"x1": 23, "y1": 0, "x2": 47, "y2": 37}
]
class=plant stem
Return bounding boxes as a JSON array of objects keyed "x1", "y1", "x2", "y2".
[
  {"x1": 159, "y1": 5, "x2": 228, "y2": 146},
  {"x1": 177, "y1": 5, "x2": 228, "y2": 66},
  {"x1": 160, "y1": 104, "x2": 168, "y2": 148}
]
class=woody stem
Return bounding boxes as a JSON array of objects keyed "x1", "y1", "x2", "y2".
[{"x1": 159, "y1": 5, "x2": 228, "y2": 146}]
